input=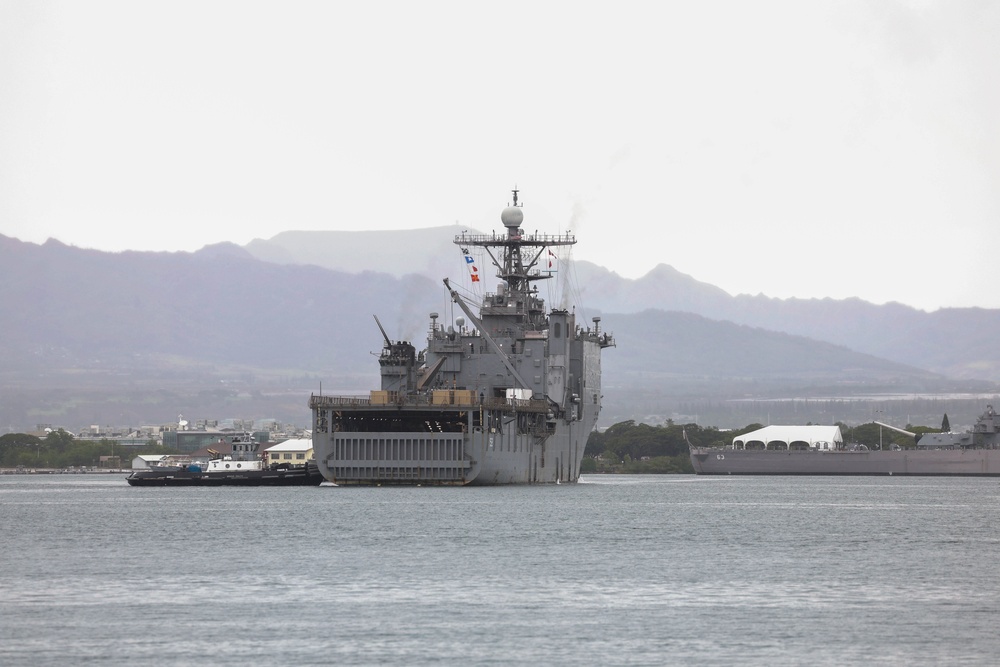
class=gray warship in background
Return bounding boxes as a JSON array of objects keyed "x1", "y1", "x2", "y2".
[
  {"x1": 690, "y1": 404, "x2": 1000, "y2": 476},
  {"x1": 309, "y1": 190, "x2": 614, "y2": 485}
]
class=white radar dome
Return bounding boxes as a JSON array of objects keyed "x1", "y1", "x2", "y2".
[{"x1": 500, "y1": 206, "x2": 524, "y2": 228}]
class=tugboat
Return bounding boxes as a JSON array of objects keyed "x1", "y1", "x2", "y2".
[
  {"x1": 126, "y1": 433, "x2": 323, "y2": 486},
  {"x1": 309, "y1": 189, "x2": 615, "y2": 485}
]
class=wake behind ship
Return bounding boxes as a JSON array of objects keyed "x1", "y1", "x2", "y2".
[{"x1": 309, "y1": 190, "x2": 614, "y2": 485}]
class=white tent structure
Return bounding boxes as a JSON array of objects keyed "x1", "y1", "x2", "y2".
[{"x1": 733, "y1": 425, "x2": 843, "y2": 451}]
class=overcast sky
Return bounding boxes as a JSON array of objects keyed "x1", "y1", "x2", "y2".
[{"x1": 2, "y1": 1, "x2": 998, "y2": 311}]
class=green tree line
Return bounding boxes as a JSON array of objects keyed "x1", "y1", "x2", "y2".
[
  {"x1": 582, "y1": 420, "x2": 735, "y2": 474},
  {"x1": 0, "y1": 430, "x2": 177, "y2": 469},
  {"x1": 4, "y1": 416, "x2": 948, "y2": 472}
]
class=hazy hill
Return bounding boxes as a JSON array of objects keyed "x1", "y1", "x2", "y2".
[
  {"x1": 244, "y1": 225, "x2": 473, "y2": 278},
  {"x1": 246, "y1": 229, "x2": 1000, "y2": 379},
  {"x1": 0, "y1": 231, "x2": 994, "y2": 430},
  {"x1": 3, "y1": 233, "x2": 927, "y2": 383},
  {"x1": 0, "y1": 235, "x2": 438, "y2": 375},
  {"x1": 608, "y1": 309, "x2": 930, "y2": 382}
]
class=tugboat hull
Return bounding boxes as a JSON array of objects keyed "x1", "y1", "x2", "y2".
[{"x1": 126, "y1": 463, "x2": 324, "y2": 486}]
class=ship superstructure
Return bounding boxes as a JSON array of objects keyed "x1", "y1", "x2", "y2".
[{"x1": 309, "y1": 190, "x2": 614, "y2": 485}]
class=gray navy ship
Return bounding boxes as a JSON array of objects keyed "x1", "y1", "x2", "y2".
[
  {"x1": 690, "y1": 404, "x2": 1000, "y2": 476},
  {"x1": 308, "y1": 190, "x2": 614, "y2": 485}
]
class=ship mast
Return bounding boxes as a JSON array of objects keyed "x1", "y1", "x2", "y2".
[{"x1": 454, "y1": 188, "x2": 575, "y2": 308}]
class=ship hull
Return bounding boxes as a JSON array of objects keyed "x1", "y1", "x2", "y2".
[
  {"x1": 126, "y1": 463, "x2": 324, "y2": 486},
  {"x1": 689, "y1": 448, "x2": 1000, "y2": 476},
  {"x1": 313, "y1": 420, "x2": 590, "y2": 486}
]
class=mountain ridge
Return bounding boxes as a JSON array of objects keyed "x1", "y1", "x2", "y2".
[
  {"x1": 1, "y1": 230, "x2": 996, "y2": 430},
  {"x1": 241, "y1": 228, "x2": 1000, "y2": 379}
]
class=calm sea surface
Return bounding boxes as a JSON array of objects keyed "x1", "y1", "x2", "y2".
[{"x1": 2, "y1": 474, "x2": 999, "y2": 666}]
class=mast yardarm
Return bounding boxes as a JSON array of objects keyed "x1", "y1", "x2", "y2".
[{"x1": 455, "y1": 189, "x2": 575, "y2": 314}]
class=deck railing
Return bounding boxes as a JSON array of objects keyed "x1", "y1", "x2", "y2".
[{"x1": 309, "y1": 393, "x2": 550, "y2": 413}]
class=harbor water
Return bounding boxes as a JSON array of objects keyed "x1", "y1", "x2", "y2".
[{"x1": 2, "y1": 474, "x2": 999, "y2": 665}]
